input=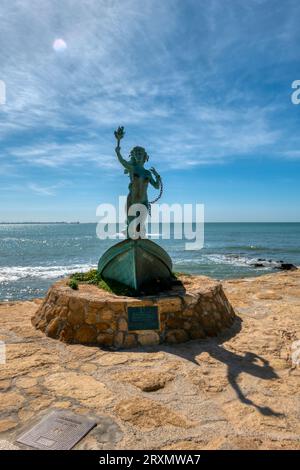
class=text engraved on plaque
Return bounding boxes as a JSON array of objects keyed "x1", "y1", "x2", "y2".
[{"x1": 127, "y1": 306, "x2": 159, "y2": 331}]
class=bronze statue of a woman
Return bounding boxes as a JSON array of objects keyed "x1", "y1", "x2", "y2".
[
  {"x1": 98, "y1": 126, "x2": 172, "y2": 292},
  {"x1": 114, "y1": 126, "x2": 162, "y2": 237}
]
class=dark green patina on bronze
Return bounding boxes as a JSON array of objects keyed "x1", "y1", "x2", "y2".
[
  {"x1": 98, "y1": 127, "x2": 173, "y2": 294},
  {"x1": 114, "y1": 126, "x2": 162, "y2": 234}
]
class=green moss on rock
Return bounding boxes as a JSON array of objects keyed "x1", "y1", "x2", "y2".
[{"x1": 69, "y1": 269, "x2": 184, "y2": 297}]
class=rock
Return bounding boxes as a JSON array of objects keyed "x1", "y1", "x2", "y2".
[
  {"x1": 15, "y1": 377, "x2": 37, "y2": 388},
  {"x1": 96, "y1": 321, "x2": 111, "y2": 332},
  {"x1": 18, "y1": 409, "x2": 36, "y2": 422},
  {"x1": 165, "y1": 329, "x2": 189, "y2": 344},
  {"x1": 43, "y1": 372, "x2": 114, "y2": 407},
  {"x1": 189, "y1": 325, "x2": 206, "y2": 339},
  {"x1": 74, "y1": 325, "x2": 97, "y2": 343},
  {"x1": 95, "y1": 353, "x2": 128, "y2": 366},
  {"x1": 100, "y1": 309, "x2": 116, "y2": 321},
  {"x1": 53, "y1": 401, "x2": 72, "y2": 409},
  {"x1": 158, "y1": 297, "x2": 182, "y2": 314},
  {"x1": 74, "y1": 436, "x2": 100, "y2": 450},
  {"x1": 85, "y1": 309, "x2": 99, "y2": 325},
  {"x1": 276, "y1": 263, "x2": 298, "y2": 271},
  {"x1": 97, "y1": 333, "x2": 114, "y2": 347},
  {"x1": 118, "y1": 318, "x2": 128, "y2": 331},
  {"x1": 182, "y1": 308, "x2": 195, "y2": 317},
  {"x1": 56, "y1": 294, "x2": 69, "y2": 307},
  {"x1": 69, "y1": 297, "x2": 84, "y2": 313},
  {"x1": 44, "y1": 306, "x2": 57, "y2": 322},
  {"x1": 58, "y1": 306, "x2": 68, "y2": 319},
  {"x1": 183, "y1": 293, "x2": 198, "y2": 308},
  {"x1": 28, "y1": 396, "x2": 55, "y2": 412},
  {"x1": 251, "y1": 259, "x2": 298, "y2": 271},
  {"x1": 166, "y1": 316, "x2": 186, "y2": 329},
  {"x1": 115, "y1": 398, "x2": 192, "y2": 429},
  {"x1": 123, "y1": 334, "x2": 137, "y2": 348},
  {"x1": 137, "y1": 331, "x2": 160, "y2": 346},
  {"x1": 0, "y1": 440, "x2": 20, "y2": 450},
  {"x1": 114, "y1": 331, "x2": 124, "y2": 348},
  {"x1": 0, "y1": 380, "x2": 11, "y2": 390},
  {"x1": 67, "y1": 306, "x2": 85, "y2": 326},
  {"x1": 0, "y1": 418, "x2": 18, "y2": 432},
  {"x1": 76, "y1": 415, "x2": 123, "y2": 449},
  {"x1": 80, "y1": 363, "x2": 98, "y2": 373},
  {"x1": 107, "y1": 302, "x2": 125, "y2": 314},
  {"x1": 115, "y1": 370, "x2": 173, "y2": 391},
  {"x1": 0, "y1": 392, "x2": 24, "y2": 412},
  {"x1": 59, "y1": 325, "x2": 74, "y2": 342},
  {"x1": 45, "y1": 317, "x2": 61, "y2": 337}
]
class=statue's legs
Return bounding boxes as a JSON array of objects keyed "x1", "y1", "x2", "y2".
[{"x1": 126, "y1": 195, "x2": 148, "y2": 239}]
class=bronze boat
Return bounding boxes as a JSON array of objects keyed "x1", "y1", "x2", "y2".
[{"x1": 98, "y1": 238, "x2": 173, "y2": 293}]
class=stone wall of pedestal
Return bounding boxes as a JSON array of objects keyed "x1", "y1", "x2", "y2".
[{"x1": 32, "y1": 275, "x2": 236, "y2": 349}]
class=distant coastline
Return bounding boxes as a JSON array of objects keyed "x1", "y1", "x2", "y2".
[
  {"x1": 0, "y1": 221, "x2": 81, "y2": 225},
  {"x1": 0, "y1": 221, "x2": 299, "y2": 225}
]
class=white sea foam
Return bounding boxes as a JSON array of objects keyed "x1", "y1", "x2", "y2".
[
  {"x1": 206, "y1": 254, "x2": 253, "y2": 267},
  {"x1": 205, "y1": 254, "x2": 277, "y2": 268},
  {"x1": 0, "y1": 264, "x2": 96, "y2": 283},
  {"x1": 173, "y1": 257, "x2": 203, "y2": 265},
  {"x1": 173, "y1": 254, "x2": 262, "y2": 267}
]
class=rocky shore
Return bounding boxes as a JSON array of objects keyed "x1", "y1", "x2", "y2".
[{"x1": 0, "y1": 270, "x2": 299, "y2": 450}]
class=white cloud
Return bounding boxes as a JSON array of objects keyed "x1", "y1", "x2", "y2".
[
  {"x1": 0, "y1": 0, "x2": 298, "y2": 173},
  {"x1": 282, "y1": 150, "x2": 300, "y2": 160},
  {"x1": 28, "y1": 183, "x2": 56, "y2": 196}
]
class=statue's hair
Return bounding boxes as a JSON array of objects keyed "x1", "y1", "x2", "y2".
[
  {"x1": 129, "y1": 146, "x2": 149, "y2": 162},
  {"x1": 124, "y1": 146, "x2": 149, "y2": 174}
]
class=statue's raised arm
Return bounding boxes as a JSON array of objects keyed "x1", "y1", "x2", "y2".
[{"x1": 114, "y1": 126, "x2": 131, "y2": 171}]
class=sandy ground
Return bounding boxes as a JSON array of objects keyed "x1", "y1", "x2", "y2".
[{"x1": 0, "y1": 270, "x2": 299, "y2": 450}]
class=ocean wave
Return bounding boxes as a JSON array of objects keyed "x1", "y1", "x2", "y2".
[
  {"x1": 0, "y1": 264, "x2": 96, "y2": 283},
  {"x1": 173, "y1": 257, "x2": 204, "y2": 265},
  {"x1": 205, "y1": 254, "x2": 277, "y2": 268},
  {"x1": 219, "y1": 245, "x2": 267, "y2": 251},
  {"x1": 173, "y1": 254, "x2": 265, "y2": 268},
  {"x1": 0, "y1": 237, "x2": 48, "y2": 242},
  {"x1": 218, "y1": 245, "x2": 300, "y2": 254}
]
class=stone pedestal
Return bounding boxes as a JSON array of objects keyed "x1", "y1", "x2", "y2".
[{"x1": 32, "y1": 275, "x2": 236, "y2": 349}]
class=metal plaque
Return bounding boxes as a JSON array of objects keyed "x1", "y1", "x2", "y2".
[
  {"x1": 128, "y1": 305, "x2": 159, "y2": 331},
  {"x1": 17, "y1": 410, "x2": 97, "y2": 450}
]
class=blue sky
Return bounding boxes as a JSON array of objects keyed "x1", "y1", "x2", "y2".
[{"x1": 0, "y1": 0, "x2": 300, "y2": 222}]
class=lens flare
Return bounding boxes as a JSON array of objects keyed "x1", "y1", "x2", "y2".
[{"x1": 53, "y1": 39, "x2": 67, "y2": 52}]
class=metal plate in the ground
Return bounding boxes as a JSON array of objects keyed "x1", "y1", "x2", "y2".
[
  {"x1": 128, "y1": 305, "x2": 159, "y2": 331},
  {"x1": 17, "y1": 410, "x2": 97, "y2": 450}
]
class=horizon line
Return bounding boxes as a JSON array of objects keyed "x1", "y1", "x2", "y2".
[{"x1": 0, "y1": 221, "x2": 299, "y2": 225}]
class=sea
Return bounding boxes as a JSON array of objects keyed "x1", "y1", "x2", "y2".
[{"x1": 0, "y1": 222, "x2": 299, "y2": 301}]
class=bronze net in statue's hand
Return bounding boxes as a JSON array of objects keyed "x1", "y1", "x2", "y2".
[{"x1": 114, "y1": 126, "x2": 125, "y2": 147}]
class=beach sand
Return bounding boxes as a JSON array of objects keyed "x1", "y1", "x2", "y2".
[{"x1": 0, "y1": 270, "x2": 299, "y2": 450}]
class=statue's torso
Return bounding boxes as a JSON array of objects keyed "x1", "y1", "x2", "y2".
[{"x1": 128, "y1": 166, "x2": 150, "y2": 204}]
